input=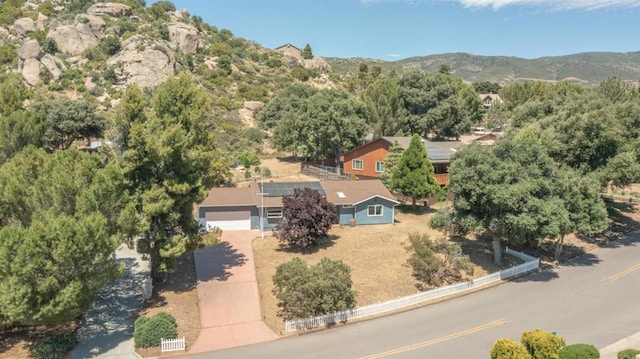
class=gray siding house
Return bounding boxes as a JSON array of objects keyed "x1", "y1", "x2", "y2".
[{"x1": 197, "y1": 180, "x2": 399, "y2": 232}]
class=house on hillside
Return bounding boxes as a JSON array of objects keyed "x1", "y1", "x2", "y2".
[
  {"x1": 197, "y1": 180, "x2": 398, "y2": 232},
  {"x1": 274, "y1": 43, "x2": 302, "y2": 59},
  {"x1": 341, "y1": 137, "x2": 464, "y2": 186},
  {"x1": 479, "y1": 93, "x2": 503, "y2": 110}
]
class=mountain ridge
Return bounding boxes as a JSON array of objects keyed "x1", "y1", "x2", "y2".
[{"x1": 325, "y1": 51, "x2": 640, "y2": 84}]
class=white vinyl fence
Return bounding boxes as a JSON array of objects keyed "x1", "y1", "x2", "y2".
[
  {"x1": 285, "y1": 248, "x2": 539, "y2": 332},
  {"x1": 161, "y1": 337, "x2": 186, "y2": 352}
]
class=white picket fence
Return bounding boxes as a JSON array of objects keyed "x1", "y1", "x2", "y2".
[
  {"x1": 161, "y1": 337, "x2": 186, "y2": 352},
  {"x1": 284, "y1": 248, "x2": 539, "y2": 332}
]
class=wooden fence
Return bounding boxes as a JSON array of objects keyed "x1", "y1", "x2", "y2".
[{"x1": 285, "y1": 248, "x2": 539, "y2": 332}]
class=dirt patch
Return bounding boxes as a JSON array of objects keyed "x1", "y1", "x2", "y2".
[
  {"x1": 231, "y1": 157, "x2": 319, "y2": 185},
  {"x1": 135, "y1": 252, "x2": 200, "y2": 357},
  {"x1": 0, "y1": 323, "x2": 77, "y2": 359},
  {"x1": 253, "y1": 204, "x2": 504, "y2": 334}
]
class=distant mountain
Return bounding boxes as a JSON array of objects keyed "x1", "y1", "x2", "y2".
[{"x1": 325, "y1": 52, "x2": 640, "y2": 84}]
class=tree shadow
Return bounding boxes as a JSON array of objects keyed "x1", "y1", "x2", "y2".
[
  {"x1": 276, "y1": 234, "x2": 339, "y2": 254},
  {"x1": 511, "y1": 269, "x2": 560, "y2": 283},
  {"x1": 140, "y1": 252, "x2": 198, "y2": 310},
  {"x1": 195, "y1": 242, "x2": 247, "y2": 282},
  {"x1": 449, "y1": 235, "x2": 506, "y2": 275},
  {"x1": 69, "y1": 255, "x2": 149, "y2": 358}
]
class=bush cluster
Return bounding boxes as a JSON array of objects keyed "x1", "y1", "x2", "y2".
[
  {"x1": 31, "y1": 332, "x2": 78, "y2": 359},
  {"x1": 558, "y1": 344, "x2": 599, "y2": 359},
  {"x1": 273, "y1": 257, "x2": 356, "y2": 320},
  {"x1": 618, "y1": 348, "x2": 640, "y2": 359},
  {"x1": 133, "y1": 312, "x2": 178, "y2": 348}
]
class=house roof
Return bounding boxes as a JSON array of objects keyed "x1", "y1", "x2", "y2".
[
  {"x1": 199, "y1": 187, "x2": 256, "y2": 207},
  {"x1": 199, "y1": 180, "x2": 398, "y2": 208},
  {"x1": 380, "y1": 136, "x2": 463, "y2": 163},
  {"x1": 258, "y1": 181, "x2": 324, "y2": 197},
  {"x1": 321, "y1": 180, "x2": 399, "y2": 205},
  {"x1": 274, "y1": 43, "x2": 300, "y2": 51},
  {"x1": 479, "y1": 93, "x2": 503, "y2": 103}
]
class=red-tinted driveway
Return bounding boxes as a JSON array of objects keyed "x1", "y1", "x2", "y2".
[{"x1": 188, "y1": 230, "x2": 278, "y2": 353}]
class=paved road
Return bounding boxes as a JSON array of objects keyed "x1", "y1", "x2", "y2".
[{"x1": 185, "y1": 232, "x2": 640, "y2": 359}]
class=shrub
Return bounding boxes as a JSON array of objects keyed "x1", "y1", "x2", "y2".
[
  {"x1": 0, "y1": 45, "x2": 17, "y2": 65},
  {"x1": 521, "y1": 329, "x2": 566, "y2": 359},
  {"x1": 490, "y1": 338, "x2": 532, "y2": 359},
  {"x1": 405, "y1": 233, "x2": 474, "y2": 289},
  {"x1": 133, "y1": 312, "x2": 178, "y2": 348},
  {"x1": 273, "y1": 257, "x2": 356, "y2": 320},
  {"x1": 245, "y1": 127, "x2": 265, "y2": 143},
  {"x1": 263, "y1": 167, "x2": 272, "y2": 178},
  {"x1": 100, "y1": 36, "x2": 121, "y2": 56},
  {"x1": 558, "y1": 344, "x2": 599, "y2": 359},
  {"x1": 31, "y1": 332, "x2": 78, "y2": 359},
  {"x1": 42, "y1": 38, "x2": 58, "y2": 54},
  {"x1": 618, "y1": 349, "x2": 640, "y2": 359}
]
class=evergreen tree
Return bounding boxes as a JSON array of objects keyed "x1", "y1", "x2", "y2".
[
  {"x1": 379, "y1": 140, "x2": 404, "y2": 189},
  {"x1": 391, "y1": 134, "x2": 439, "y2": 207},
  {"x1": 0, "y1": 148, "x2": 126, "y2": 326},
  {"x1": 122, "y1": 73, "x2": 229, "y2": 276},
  {"x1": 301, "y1": 43, "x2": 313, "y2": 59}
]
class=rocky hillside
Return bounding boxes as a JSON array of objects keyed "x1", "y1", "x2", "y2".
[
  {"x1": 0, "y1": 0, "x2": 332, "y2": 115},
  {"x1": 326, "y1": 52, "x2": 640, "y2": 85}
]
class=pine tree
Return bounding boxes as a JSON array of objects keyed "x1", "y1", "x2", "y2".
[
  {"x1": 302, "y1": 44, "x2": 313, "y2": 59},
  {"x1": 391, "y1": 134, "x2": 439, "y2": 207},
  {"x1": 379, "y1": 140, "x2": 404, "y2": 190}
]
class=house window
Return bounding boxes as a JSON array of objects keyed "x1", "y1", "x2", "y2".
[
  {"x1": 375, "y1": 161, "x2": 385, "y2": 173},
  {"x1": 367, "y1": 205, "x2": 383, "y2": 217},
  {"x1": 352, "y1": 159, "x2": 363, "y2": 170},
  {"x1": 342, "y1": 204, "x2": 353, "y2": 209},
  {"x1": 266, "y1": 208, "x2": 283, "y2": 218}
]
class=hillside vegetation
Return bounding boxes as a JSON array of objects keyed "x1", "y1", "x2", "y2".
[
  {"x1": 0, "y1": 0, "x2": 639, "y2": 336},
  {"x1": 327, "y1": 52, "x2": 640, "y2": 84}
]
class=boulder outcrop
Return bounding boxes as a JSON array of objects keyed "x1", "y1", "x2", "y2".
[
  {"x1": 12, "y1": 17, "x2": 37, "y2": 37},
  {"x1": 47, "y1": 23, "x2": 101, "y2": 55},
  {"x1": 18, "y1": 39, "x2": 41, "y2": 60},
  {"x1": 167, "y1": 23, "x2": 202, "y2": 54},
  {"x1": 106, "y1": 35, "x2": 176, "y2": 88},
  {"x1": 87, "y1": 3, "x2": 132, "y2": 18}
]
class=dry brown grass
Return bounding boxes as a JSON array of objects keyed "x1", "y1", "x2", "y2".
[
  {"x1": 135, "y1": 252, "x2": 200, "y2": 357},
  {"x1": 253, "y1": 204, "x2": 503, "y2": 334}
]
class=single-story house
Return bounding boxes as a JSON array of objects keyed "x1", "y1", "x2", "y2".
[
  {"x1": 274, "y1": 43, "x2": 302, "y2": 59},
  {"x1": 197, "y1": 180, "x2": 399, "y2": 232},
  {"x1": 341, "y1": 136, "x2": 464, "y2": 186}
]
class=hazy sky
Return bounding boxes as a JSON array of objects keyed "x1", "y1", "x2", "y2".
[{"x1": 159, "y1": 0, "x2": 640, "y2": 60}]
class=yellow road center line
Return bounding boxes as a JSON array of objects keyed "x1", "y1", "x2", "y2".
[
  {"x1": 360, "y1": 319, "x2": 506, "y2": 359},
  {"x1": 609, "y1": 263, "x2": 640, "y2": 281}
]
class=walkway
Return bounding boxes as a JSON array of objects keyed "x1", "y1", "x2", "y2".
[
  {"x1": 600, "y1": 332, "x2": 640, "y2": 359},
  {"x1": 69, "y1": 244, "x2": 151, "y2": 359},
  {"x1": 188, "y1": 230, "x2": 279, "y2": 353}
]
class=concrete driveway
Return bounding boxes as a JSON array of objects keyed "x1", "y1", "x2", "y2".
[{"x1": 189, "y1": 230, "x2": 278, "y2": 353}]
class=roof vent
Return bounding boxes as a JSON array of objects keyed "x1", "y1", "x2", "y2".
[{"x1": 337, "y1": 192, "x2": 346, "y2": 198}]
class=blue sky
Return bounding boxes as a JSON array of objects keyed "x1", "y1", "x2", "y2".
[{"x1": 161, "y1": 0, "x2": 640, "y2": 60}]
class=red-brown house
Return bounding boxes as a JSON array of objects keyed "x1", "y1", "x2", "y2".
[{"x1": 341, "y1": 136, "x2": 465, "y2": 186}]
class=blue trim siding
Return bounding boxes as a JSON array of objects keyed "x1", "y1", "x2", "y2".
[
  {"x1": 338, "y1": 205, "x2": 355, "y2": 225},
  {"x1": 354, "y1": 197, "x2": 396, "y2": 225},
  {"x1": 250, "y1": 208, "x2": 259, "y2": 229}
]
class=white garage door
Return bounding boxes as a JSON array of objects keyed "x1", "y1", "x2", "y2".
[
  {"x1": 204, "y1": 209, "x2": 251, "y2": 231},
  {"x1": 206, "y1": 219, "x2": 251, "y2": 231}
]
